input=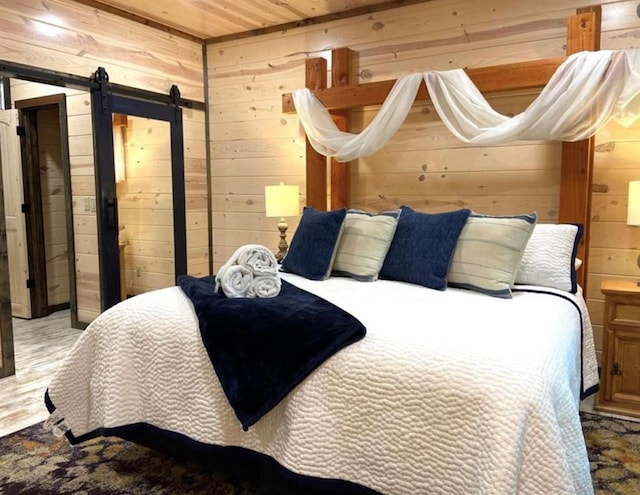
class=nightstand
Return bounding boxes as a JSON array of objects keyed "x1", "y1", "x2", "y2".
[{"x1": 595, "y1": 280, "x2": 640, "y2": 418}]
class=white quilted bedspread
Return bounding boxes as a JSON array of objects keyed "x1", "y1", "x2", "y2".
[{"x1": 47, "y1": 274, "x2": 597, "y2": 495}]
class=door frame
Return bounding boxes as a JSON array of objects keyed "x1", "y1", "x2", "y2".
[
  {"x1": 92, "y1": 91, "x2": 187, "y2": 311},
  {"x1": 0, "y1": 160, "x2": 15, "y2": 378},
  {"x1": 15, "y1": 95, "x2": 78, "y2": 325}
]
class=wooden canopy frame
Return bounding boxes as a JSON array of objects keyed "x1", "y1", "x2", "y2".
[{"x1": 282, "y1": 6, "x2": 601, "y2": 291}]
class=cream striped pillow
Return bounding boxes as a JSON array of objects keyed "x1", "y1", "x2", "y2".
[
  {"x1": 332, "y1": 209, "x2": 401, "y2": 282},
  {"x1": 448, "y1": 212, "x2": 537, "y2": 298}
]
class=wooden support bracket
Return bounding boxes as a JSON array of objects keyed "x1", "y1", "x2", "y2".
[{"x1": 283, "y1": 57, "x2": 565, "y2": 114}]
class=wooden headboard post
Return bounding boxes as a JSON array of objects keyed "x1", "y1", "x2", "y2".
[
  {"x1": 330, "y1": 48, "x2": 353, "y2": 210},
  {"x1": 560, "y1": 6, "x2": 601, "y2": 293},
  {"x1": 304, "y1": 57, "x2": 328, "y2": 210},
  {"x1": 303, "y1": 48, "x2": 354, "y2": 211},
  {"x1": 284, "y1": 6, "x2": 602, "y2": 293}
]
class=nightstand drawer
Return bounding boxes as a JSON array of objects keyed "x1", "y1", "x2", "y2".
[{"x1": 609, "y1": 302, "x2": 640, "y2": 326}]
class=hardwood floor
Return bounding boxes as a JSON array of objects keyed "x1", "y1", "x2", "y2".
[{"x1": 0, "y1": 310, "x2": 82, "y2": 436}]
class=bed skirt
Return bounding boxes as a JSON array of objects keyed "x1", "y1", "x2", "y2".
[{"x1": 45, "y1": 391, "x2": 380, "y2": 495}]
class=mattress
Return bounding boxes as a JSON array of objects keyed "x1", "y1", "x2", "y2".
[{"x1": 45, "y1": 273, "x2": 598, "y2": 495}]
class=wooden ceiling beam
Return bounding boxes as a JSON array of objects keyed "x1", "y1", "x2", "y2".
[{"x1": 282, "y1": 57, "x2": 566, "y2": 113}]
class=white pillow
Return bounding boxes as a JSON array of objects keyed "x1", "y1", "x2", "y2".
[{"x1": 515, "y1": 223, "x2": 583, "y2": 293}]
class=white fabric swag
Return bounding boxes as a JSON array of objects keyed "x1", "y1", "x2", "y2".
[{"x1": 292, "y1": 49, "x2": 640, "y2": 162}]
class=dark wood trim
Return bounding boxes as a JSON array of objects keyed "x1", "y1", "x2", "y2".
[
  {"x1": 282, "y1": 57, "x2": 566, "y2": 113},
  {"x1": 15, "y1": 94, "x2": 66, "y2": 109},
  {"x1": 57, "y1": 98, "x2": 79, "y2": 328},
  {"x1": 205, "y1": 0, "x2": 434, "y2": 44},
  {"x1": 305, "y1": 58, "x2": 328, "y2": 211},
  {"x1": 47, "y1": 302, "x2": 70, "y2": 314},
  {"x1": 19, "y1": 109, "x2": 48, "y2": 318},
  {"x1": 203, "y1": 44, "x2": 213, "y2": 275},
  {"x1": 73, "y1": 319, "x2": 90, "y2": 330},
  {"x1": 0, "y1": 158, "x2": 15, "y2": 377}
]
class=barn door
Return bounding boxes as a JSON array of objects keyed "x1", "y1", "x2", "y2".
[
  {"x1": 92, "y1": 89, "x2": 186, "y2": 311},
  {"x1": 0, "y1": 109, "x2": 31, "y2": 319}
]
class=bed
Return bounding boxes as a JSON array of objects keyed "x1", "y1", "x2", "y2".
[
  {"x1": 44, "y1": 10, "x2": 614, "y2": 491},
  {"x1": 44, "y1": 207, "x2": 599, "y2": 495}
]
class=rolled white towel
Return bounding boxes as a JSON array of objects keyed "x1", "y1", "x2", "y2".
[
  {"x1": 236, "y1": 244, "x2": 278, "y2": 275},
  {"x1": 217, "y1": 264, "x2": 253, "y2": 298},
  {"x1": 247, "y1": 275, "x2": 282, "y2": 298},
  {"x1": 215, "y1": 244, "x2": 281, "y2": 298}
]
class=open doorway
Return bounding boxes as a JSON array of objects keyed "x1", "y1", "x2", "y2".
[
  {"x1": 1, "y1": 94, "x2": 75, "y2": 322},
  {"x1": 17, "y1": 96, "x2": 75, "y2": 319}
]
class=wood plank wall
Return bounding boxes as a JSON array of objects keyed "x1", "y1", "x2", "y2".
[
  {"x1": 116, "y1": 114, "x2": 208, "y2": 296},
  {"x1": 36, "y1": 107, "x2": 69, "y2": 307},
  {"x1": 0, "y1": 0, "x2": 206, "y2": 324},
  {"x1": 207, "y1": 0, "x2": 640, "y2": 364},
  {"x1": 117, "y1": 116, "x2": 175, "y2": 296}
]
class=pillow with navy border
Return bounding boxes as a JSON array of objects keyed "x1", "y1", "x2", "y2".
[
  {"x1": 281, "y1": 206, "x2": 346, "y2": 280},
  {"x1": 332, "y1": 208, "x2": 401, "y2": 282},
  {"x1": 379, "y1": 206, "x2": 471, "y2": 290},
  {"x1": 515, "y1": 223, "x2": 583, "y2": 293},
  {"x1": 447, "y1": 211, "x2": 537, "y2": 298}
]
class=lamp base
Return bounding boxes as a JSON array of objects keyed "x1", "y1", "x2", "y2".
[{"x1": 275, "y1": 218, "x2": 289, "y2": 262}]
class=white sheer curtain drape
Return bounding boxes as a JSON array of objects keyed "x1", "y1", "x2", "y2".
[
  {"x1": 292, "y1": 49, "x2": 640, "y2": 162},
  {"x1": 292, "y1": 73, "x2": 423, "y2": 162}
]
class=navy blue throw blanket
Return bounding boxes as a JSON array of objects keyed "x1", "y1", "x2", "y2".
[{"x1": 177, "y1": 275, "x2": 366, "y2": 431}]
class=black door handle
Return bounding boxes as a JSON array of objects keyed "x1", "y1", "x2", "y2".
[{"x1": 105, "y1": 197, "x2": 118, "y2": 230}]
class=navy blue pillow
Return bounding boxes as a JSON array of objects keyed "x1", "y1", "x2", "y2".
[
  {"x1": 281, "y1": 207, "x2": 346, "y2": 280},
  {"x1": 380, "y1": 206, "x2": 471, "y2": 290}
]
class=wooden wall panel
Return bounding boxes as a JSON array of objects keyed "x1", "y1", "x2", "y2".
[
  {"x1": 0, "y1": 0, "x2": 203, "y2": 101},
  {"x1": 117, "y1": 116, "x2": 173, "y2": 297},
  {"x1": 116, "y1": 112, "x2": 208, "y2": 296},
  {"x1": 207, "y1": 0, "x2": 640, "y2": 365},
  {"x1": 37, "y1": 107, "x2": 70, "y2": 307}
]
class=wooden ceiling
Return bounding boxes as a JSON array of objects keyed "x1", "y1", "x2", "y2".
[{"x1": 72, "y1": 0, "x2": 430, "y2": 43}]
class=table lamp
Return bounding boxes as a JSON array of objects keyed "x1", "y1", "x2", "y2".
[
  {"x1": 265, "y1": 182, "x2": 299, "y2": 261},
  {"x1": 628, "y1": 180, "x2": 640, "y2": 285}
]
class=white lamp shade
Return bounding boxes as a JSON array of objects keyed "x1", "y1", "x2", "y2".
[
  {"x1": 628, "y1": 181, "x2": 640, "y2": 226},
  {"x1": 265, "y1": 183, "x2": 299, "y2": 218}
]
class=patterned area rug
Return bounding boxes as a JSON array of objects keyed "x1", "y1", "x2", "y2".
[
  {"x1": 582, "y1": 412, "x2": 640, "y2": 494},
  {"x1": 0, "y1": 412, "x2": 638, "y2": 494},
  {"x1": 0, "y1": 425, "x2": 261, "y2": 495}
]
